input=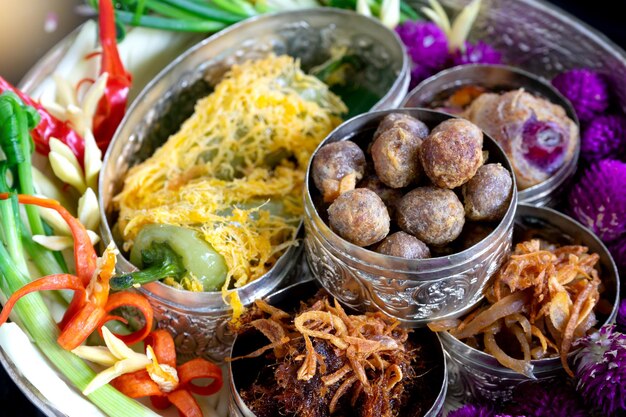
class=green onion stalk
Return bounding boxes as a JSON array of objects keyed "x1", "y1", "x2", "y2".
[
  {"x1": 0, "y1": 92, "x2": 160, "y2": 416},
  {"x1": 86, "y1": 0, "x2": 421, "y2": 33}
]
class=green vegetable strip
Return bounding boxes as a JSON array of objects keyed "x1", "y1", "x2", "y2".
[
  {"x1": 160, "y1": 0, "x2": 244, "y2": 22},
  {"x1": 115, "y1": 10, "x2": 228, "y2": 31},
  {"x1": 144, "y1": 0, "x2": 205, "y2": 20},
  {"x1": 210, "y1": 0, "x2": 258, "y2": 17}
]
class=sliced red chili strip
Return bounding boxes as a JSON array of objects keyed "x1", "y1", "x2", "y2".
[
  {"x1": 101, "y1": 291, "x2": 154, "y2": 346},
  {"x1": 150, "y1": 395, "x2": 171, "y2": 410},
  {"x1": 111, "y1": 370, "x2": 163, "y2": 398},
  {"x1": 0, "y1": 274, "x2": 85, "y2": 326},
  {"x1": 144, "y1": 329, "x2": 177, "y2": 368},
  {"x1": 167, "y1": 389, "x2": 203, "y2": 417},
  {"x1": 177, "y1": 358, "x2": 223, "y2": 396},
  {"x1": 57, "y1": 303, "x2": 106, "y2": 350}
]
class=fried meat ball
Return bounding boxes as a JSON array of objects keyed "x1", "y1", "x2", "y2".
[
  {"x1": 328, "y1": 188, "x2": 390, "y2": 247},
  {"x1": 371, "y1": 127, "x2": 423, "y2": 188},
  {"x1": 373, "y1": 113, "x2": 430, "y2": 141},
  {"x1": 420, "y1": 118, "x2": 483, "y2": 189},
  {"x1": 397, "y1": 186, "x2": 465, "y2": 246},
  {"x1": 312, "y1": 141, "x2": 366, "y2": 203},
  {"x1": 358, "y1": 175, "x2": 403, "y2": 219},
  {"x1": 462, "y1": 163, "x2": 513, "y2": 221},
  {"x1": 375, "y1": 231, "x2": 431, "y2": 259}
]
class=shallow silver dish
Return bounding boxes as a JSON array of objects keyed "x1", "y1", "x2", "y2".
[
  {"x1": 99, "y1": 8, "x2": 409, "y2": 362},
  {"x1": 304, "y1": 108, "x2": 517, "y2": 326},
  {"x1": 228, "y1": 280, "x2": 448, "y2": 417},
  {"x1": 443, "y1": 203, "x2": 620, "y2": 403},
  {"x1": 402, "y1": 64, "x2": 580, "y2": 207}
]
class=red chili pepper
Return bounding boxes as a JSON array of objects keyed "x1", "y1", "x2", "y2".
[
  {"x1": 0, "y1": 193, "x2": 153, "y2": 350},
  {"x1": 0, "y1": 77, "x2": 84, "y2": 163},
  {"x1": 111, "y1": 330, "x2": 223, "y2": 417},
  {"x1": 92, "y1": 0, "x2": 132, "y2": 151}
]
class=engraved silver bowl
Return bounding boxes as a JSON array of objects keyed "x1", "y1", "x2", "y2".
[
  {"x1": 228, "y1": 280, "x2": 448, "y2": 417},
  {"x1": 402, "y1": 64, "x2": 580, "y2": 207},
  {"x1": 303, "y1": 108, "x2": 518, "y2": 327},
  {"x1": 99, "y1": 9, "x2": 409, "y2": 363},
  {"x1": 442, "y1": 203, "x2": 620, "y2": 404}
]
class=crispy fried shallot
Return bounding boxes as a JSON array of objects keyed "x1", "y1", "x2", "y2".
[
  {"x1": 430, "y1": 239, "x2": 603, "y2": 377},
  {"x1": 233, "y1": 292, "x2": 429, "y2": 417}
]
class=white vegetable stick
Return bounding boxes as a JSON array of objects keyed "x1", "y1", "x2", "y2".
[
  {"x1": 82, "y1": 73, "x2": 108, "y2": 125},
  {"x1": 448, "y1": 0, "x2": 482, "y2": 52},
  {"x1": 428, "y1": 0, "x2": 451, "y2": 33},
  {"x1": 32, "y1": 231, "x2": 99, "y2": 251},
  {"x1": 53, "y1": 73, "x2": 78, "y2": 108},
  {"x1": 66, "y1": 104, "x2": 88, "y2": 138},
  {"x1": 380, "y1": 0, "x2": 400, "y2": 28},
  {"x1": 31, "y1": 166, "x2": 73, "y2": 209},
  {"x1": 49, "y1": 137, "x2": 79, "y2": 165},
  {"x1": 78, "y1": 188, "x2": 100, "y2": 232},
  {"x1": 40, "y1": 99, "x2": 68, "y2": 121},
  {"x1": 37, "y1": 207, "x2": 71, "y2": 236},
  {"x1": 49, "y1": 150, "x2": 87, "y2": 193},
  {"x1": 84, "y1": 129, "x2": 103, "y2": 191},
  {"x1": 0, "y1": 323, "x2": 107, "y2": 417},
  {"x1": 356, "y1": 0, "x2": 372, "y2": 17}
]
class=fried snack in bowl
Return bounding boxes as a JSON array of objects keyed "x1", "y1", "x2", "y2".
[
  {"x1": 431, "y1": 204, "x2": 620, "y2": 402},
  {"x1": 228, "y1": 281, "x2": 447, "y2": 417}
]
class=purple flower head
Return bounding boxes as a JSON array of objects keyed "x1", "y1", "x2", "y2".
[
  {"x1": 618, "y1": 299, "x2": 626, "y2": 332},
  {"x1": 609, "y1": 236, "x2": 626, "y2": 273},
  {"x1": 581, "y1": 115, "x2": 626, "y2": 162},
  {"x1": 447, "y1": 404, "x2": 511, "y2": 417},
  {"x1": 569, "y1": 159, "x2": 626, "y2": 242},
  {"x1": 574, "y1": 325, "x2": 626, "y2": 416},
  {"x1": 552, "y1": 69, "x2": 609, "y2": 122},
  {"x1": 395, "y1": 21, "x2": 449, "y2": 87},
  {"x1": 451, "y1": 41, "x2": 502, "y2": 66},
  {"x1": 507, "y1": 382, "x2": 588, "y2": 417}
]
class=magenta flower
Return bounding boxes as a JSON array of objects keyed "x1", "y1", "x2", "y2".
[
  {"x1": 447, "y1": 404, "x2": 511, "y2": 417},
  {"x1": 581, "y1": 115, "x2": 626, "y2": 162},
  {"x1": 450, "y1": 41, "x2": 502, "y2": 66},
  {"x1": 552, "y1": 69, "x2": 609, "y2": 122},
  {"x1": 507, "y1": 382, "x2": 588, "y2": 417},
  {"x1": 569, "y1": 159, "x2": 626, "y2": 242},
  {"x1": 617, "y1": 299, "x2": 626, "y2": 332},
  {"x1": 574, "y1": 325, "x2": 626, "y2": 416},
  {"x1": 395, "y1": 21, "x2": 449, "y2": 87}
]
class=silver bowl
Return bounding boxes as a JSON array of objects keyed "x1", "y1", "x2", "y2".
[
  {"x1": 228, "y1": 280, "x2": 448, "y2": 417},
  {"x1": 402, "y1": 64, "x2": 580, "y2": 207},
  {"x1": 99, "y1": 8, "x2": 409, "y2": 363},
  {"x1": 303, "y1": 108, "x2": 518, "y2": 326},
  {"x1": 442, "y1": 203, "x2": 621, "y2": 403}
]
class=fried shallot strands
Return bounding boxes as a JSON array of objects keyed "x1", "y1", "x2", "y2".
[
  {"x1": 232, "y1": 293, "x2": 421, "y2": 417},
  {"x1": 430, "y1": 239, "x2": 603, "y2": 378}
]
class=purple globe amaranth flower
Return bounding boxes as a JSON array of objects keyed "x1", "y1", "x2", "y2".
[
  {"x1": 609, "y1": 236, "x2": 626, "y2": 272},
  {"x1": 569, "y1": 159, "x2": 626, "y2": 242},
  {"x1": 617, "y1": 299, "x2": 626, "y2": 333},
  {"x1": 395, "y1": 21, "x2": 449, "y2": 87},
  {"x1": 451, "y1": 41, "x2": 502, "y2": 66},
  {"x1": 581, "y1": 115, "x2": 626, "y2": 162},
  {"x1": 574, "y1": 325, "x2": 626, "y2": 416},
  {"x1": 507, "y1": 382, "x2": 588, "y2": 417},
  {"x1": 552, "y1": 69, "x2": 609, "y2": 122},
  {"x1": 447, "y1": 404, "x2": 512, "y2": 417}
]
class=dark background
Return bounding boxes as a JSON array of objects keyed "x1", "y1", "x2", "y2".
[{"x1": 1, "y1": 1, "x2": 625, "y2": 416}]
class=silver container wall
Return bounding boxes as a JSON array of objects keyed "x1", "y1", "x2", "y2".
[
  {"x1": 228, "y1": 280, "x2": 448, "y2": 417},
  {"x1": 303, "y1": 109, "x2": 518, "y2": 326},
  {"x1": 98, "y1": 9, "x2": 410, "y2": 362},
  {"x1": 442, "y1": 204, "x2": 620, "y2": 403},
  {"x1": 402, "y1": 64, "x2": 580, "y2": 208}
]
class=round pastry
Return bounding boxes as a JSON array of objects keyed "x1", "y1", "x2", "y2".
[
  {"x1": 371, "y1": 127, "x2": 423, "y2": 188},
  {"x1": 373, "y1": 113, "x2": 430, "y2": 142},
  {"x1": 375, "y1": 231, "x2": 431, "y2": 259},
  {"x1": 328, "y1": 188, "x2": 390, "y2": 247},
  {"x1": 463, "y1": 89, "x2": 578, "y2": 190},
  {"x1": 357, "y1": 174, "x2": 404, "y2": 219},
  {"x1": 397, "y1": 186, "x2": 465, "y2": 246},
  {"x1": 420, "y1": 119, "x2": 484, "y2": 189},
  {"x1": 462, "y1": 163, "x2": 513, "y2": 221},
  {"x1": 312, "y1": 141, "x2": 366, "y2": 203}
]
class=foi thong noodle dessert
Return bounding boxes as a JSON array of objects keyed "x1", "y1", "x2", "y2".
[
  {"x1": 311, "y1": 113, "x2": 513, "y2": 258},
  {"x1": 463, "y1": 89, "x2": 578, "y2": 190},
  {"x1": 430, "y1": 239, "x2": 603, "y2": 377},
  {"x1": 114, "y1": 55, "x2": 347, "y2": 314},
  {"x1": 233, "y1": 291, "x2": 437, "y2": 417}
]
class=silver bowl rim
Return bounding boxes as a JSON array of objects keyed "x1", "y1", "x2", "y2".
[
  {"x1": 439, "y1": 203, "x2": 621, "y2": 371},
  {"x1": 401, "y1": 62, "x2": 582, "y2": 200},
  {"x1": 303, "y1": 107, "x2": 518, "y2": 277},
  {"x1": 98, "y1": 7, "x2": 410, "y2": 306},
  {"x1": 227, "y1": 279, "x2": 449, "y2": 416}
]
